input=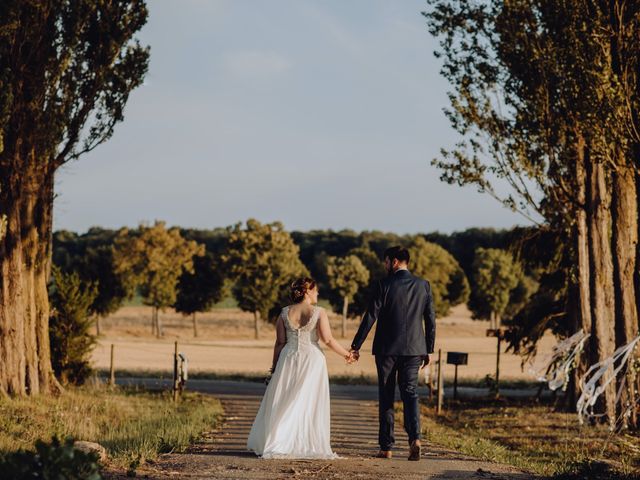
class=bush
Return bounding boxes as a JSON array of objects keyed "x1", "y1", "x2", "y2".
[
  {"x1": 0, "y1": 436, "x2": 102, "y2": 480},
  {"x1": 49, "y1": 266, "x2": 98, "y2": 385}
]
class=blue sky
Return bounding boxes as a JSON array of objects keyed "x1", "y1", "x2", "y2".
[{"x1": 53, "y1": 0, "x2": 529, "y2": 234}]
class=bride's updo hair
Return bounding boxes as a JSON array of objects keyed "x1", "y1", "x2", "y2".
[{"x1": 290, "y1": 277, "x2": 316, "y2": 303}]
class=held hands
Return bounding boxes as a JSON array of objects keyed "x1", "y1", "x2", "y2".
[{"x1": 345, "y1": 348, "x2": 360, "y2": 365}]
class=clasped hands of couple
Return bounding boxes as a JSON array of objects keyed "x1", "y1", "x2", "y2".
[
  {"x1": 344, "y1": 349, "x2": 431, "y2": 369},
  {"x1": 345, "y1": 349, "x2": 360, "y2": 365}
]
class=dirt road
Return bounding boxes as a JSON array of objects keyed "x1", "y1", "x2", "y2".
[{"x1": 109, "y1": 379, "x2": 538, "y2": 480}]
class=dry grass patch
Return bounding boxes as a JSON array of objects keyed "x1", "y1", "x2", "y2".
[
  {"x1": 0, "y1": 384, "x2": 222, "y2": 469},
  {"x1": 421, "y1": 398, "x2": 640, "y2": 478}
]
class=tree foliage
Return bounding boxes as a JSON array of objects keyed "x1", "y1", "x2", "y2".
[
  {"x1": 409, "y1": 237, "x2": 470, "y2": 317},
  {"x1": 53, "y1": 229, "x2": 129, "y2": 319},
  {"x1": 49, "y1": 267, "x2": 98, "y2": 385},
  {"x1": 348, "y1": 246, "x2": 388, "y2": 316},
  {"x1": 174, "y1": 254, "x2": 226, "y2": 316},
  {"x1": 52, "y1": 225, "x2": 513, "y2": 321},
  {"x1": 326, "y1": 255, "x2": 370, "y2": 305},
  {"x1": 469, "y1": 248, "x2": 521, "y2": 326},
  {"x1": 425, "y1": 228, "x2": 511, "y2": 277},
  {"x1": 505, "y1": 228, "x2": 571, "y2": 358},
  {"x1": 112, "y1": 221, "x2": 204, "y2": 336},
  {"x1": 224, "y1": 219, "x2": 308, "y2": 326},
  {"x1": 327, "y1": 255, "x2": 369, "y2": 304}
]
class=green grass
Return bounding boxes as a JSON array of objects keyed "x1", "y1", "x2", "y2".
[
  {"x1": 0, "y1": 384, "x2": 223, "y2": 469},
  {"x1": 419, "y1": 398, "x2": 640, "y2": 478}
]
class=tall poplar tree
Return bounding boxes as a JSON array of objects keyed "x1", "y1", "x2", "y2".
[
  {"x1": 424, "y1": 0, "x2": 640, "y2": 423},
  {"x1": 0, "y1": 1, "x2": 149, "y2": 396}
]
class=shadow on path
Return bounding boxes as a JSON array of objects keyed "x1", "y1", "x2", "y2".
[{"x1": 107, "y1": 378, "x2": 540, "y2": 480}]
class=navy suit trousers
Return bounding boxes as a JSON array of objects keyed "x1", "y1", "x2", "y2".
[{"x1": 375, "y1": 355, "x2": 422, "y2": 450}]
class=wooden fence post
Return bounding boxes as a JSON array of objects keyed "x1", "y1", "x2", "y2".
[
  {"x1": 436, "y1": 349, "x2": 443, "y2": 415},
  {"x1": 495, "y1": 334, "x2": 501, "y2": 399},
  {"x1": 192, "y1": 312, "x2": 198, "y2": 338},
  {"x1": 453, "y1": 364, "x2": 459, "y2": 401},
  {"x1": 173, "y1": 341, "x2": 179, "y2": 403},
  {"x1": 341, "y1": 297, "x2": 348, "y2": 338},
  {"x1": 109, "y1": 344, "x2": 115, "y2": 387},
  {"x1": 254, "y1": 312, "x2": 260, "y2": 339}
]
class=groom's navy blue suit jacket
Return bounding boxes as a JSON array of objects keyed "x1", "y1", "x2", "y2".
[{"x1": 351, "y1": 269, "x2": 436, "y2": 356}]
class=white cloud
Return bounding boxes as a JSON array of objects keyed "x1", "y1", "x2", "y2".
[{"x1": 223, "y1": 50, "x2": 292, "y2": 79}]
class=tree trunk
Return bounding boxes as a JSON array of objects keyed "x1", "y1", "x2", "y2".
[
  {"x1": 631, "y1": 163, "x2": 640, "y2": 429},
  {"x1": 22, "y1": 190, "x2": 39, "y2": 395},
  {"x1": 253, "y1": 311, "x2": 260, "y2": 340},
  {"x1": 636, "y1": 165, "x2": 640, "y2": 336},
  {"x1": 151, "y1": 307, "x2": 156, "y2": 336},
  {"x1": 34, "y1": 172, "x2": 59, "y2": 394},
  {"x1": 612, "y1": 164, "x2": 638, "y2": 428},
  {"x1": 192, "y1": 312, "x2": 198, "y2": 338},
  {"x1": 156, "y1": 308, "x2": 163, "y2": 338},
  {"x1": 0, "y1": 168, "x2": 59, "y2": 396},
  {"x1": 342, "y1": 296, "x2": 348, "y2": 338},
  {"x1": 566, "y1": 284, "x2": 581, "y2": 409},
  {"x1": 572, "y1": 133, "x2": 593, "y2": 406},
  {"x1": 586, "y1": 157, "x2": 617, "y2": 422},
  {"x1": 0, "y1": 188, "x2": 26, "y2": 396},
  {"x1": 95, "y1": 316, "x2": 101, "y2": 336},
  {"x1": 605, "y1": 6, "x2": 640, "y2": 427}
]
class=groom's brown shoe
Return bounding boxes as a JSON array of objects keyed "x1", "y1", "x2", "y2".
[
  {"x1": 408, "y1": 440, "x2": 421, "y2": 461},
  {"x1": 375, "y1": 450, "x2": 392, "y2": 459}
]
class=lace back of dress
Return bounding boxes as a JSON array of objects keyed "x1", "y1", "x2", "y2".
[{"x1": 283, "y1": 306, "x2": 320, "y2": 346}]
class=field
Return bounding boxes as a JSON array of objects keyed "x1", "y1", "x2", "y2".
[{"x1": 91, "y1": 304, "x2": 557, "y2": 384}]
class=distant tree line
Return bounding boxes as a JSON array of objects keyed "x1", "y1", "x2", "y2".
[{"x1": 52, "y1": 221, "x2": 539, "y2": 344}]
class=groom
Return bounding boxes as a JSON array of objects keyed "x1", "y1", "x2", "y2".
[{"x1": 350, "y1": 246, "x2": 436, "y2": 461}]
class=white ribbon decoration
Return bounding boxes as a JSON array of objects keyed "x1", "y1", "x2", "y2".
[
  {"x1": 528, "y1": 330, "x2": 590, "y2": 391},
  {"x1": 576, "y1": 335, "x2": 640, "y2": 426}
]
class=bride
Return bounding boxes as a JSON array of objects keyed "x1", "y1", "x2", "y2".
[{"x1": 247, "y1": 277, "x2": 355, "y2": 459}]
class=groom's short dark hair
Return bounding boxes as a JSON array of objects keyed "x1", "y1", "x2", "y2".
[{"x1": 384, "y1": 246, "x2": 410, "y2": 264}]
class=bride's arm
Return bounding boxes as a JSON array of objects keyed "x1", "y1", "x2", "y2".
[
  {"x1": 270, "y1": 316, "x2": 287, "y2": 372},
  {"x1": 317, "y1": 308, "x2": 351, "y2": 360}
]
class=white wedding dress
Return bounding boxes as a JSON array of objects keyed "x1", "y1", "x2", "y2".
[{"x1": 247, "y1": 305, "x2": 339, "y2": 459}]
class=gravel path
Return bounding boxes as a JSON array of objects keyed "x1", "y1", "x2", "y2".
[{"x1": 108, "y1": 379, "x2": 539, "y2": 480}]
